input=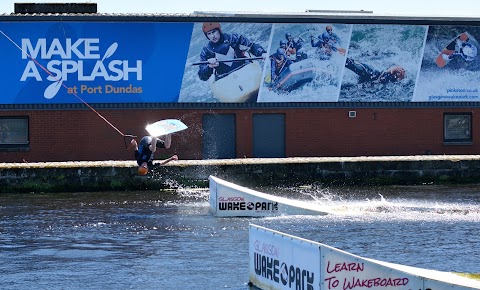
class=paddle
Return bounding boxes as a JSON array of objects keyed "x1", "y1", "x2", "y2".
[{"x1": 191, "y1": 56, "x2": 264, "y2": 66}]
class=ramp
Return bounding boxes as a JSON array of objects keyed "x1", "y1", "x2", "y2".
[
  {"x1": 249, "y1": 224, "x2": 480, "y2": 290},
  {"x1": 209, "y1": 175, "x2": 331, "y2": 217}
]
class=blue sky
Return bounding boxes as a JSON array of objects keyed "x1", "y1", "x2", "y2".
[{"x1": 1, "y1": 0, "x2": 480, "y2": 16}]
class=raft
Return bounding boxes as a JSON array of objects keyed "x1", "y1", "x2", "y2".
[{"x1": 273, "y1": 58, "x2": 316, "y2": 92}]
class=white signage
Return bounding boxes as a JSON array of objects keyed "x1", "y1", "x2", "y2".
[
  {"x1": 209, "y1": 176, "x2": 330, "y2": 217},
  {"x1": 249, "y1": 224, "x2": 480, "y2": 290},
  {"x1": 249, "y1": 224, "x2": 321, "y2": 290}
]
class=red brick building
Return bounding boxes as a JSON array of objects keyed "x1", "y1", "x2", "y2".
[{"x1": 1, "y1": 4, "x2": 480, "y2": 162}]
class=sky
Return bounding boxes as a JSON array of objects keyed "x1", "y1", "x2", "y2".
[{"x1": 1, "y1": 0, "x2": 480, "y2": 17}]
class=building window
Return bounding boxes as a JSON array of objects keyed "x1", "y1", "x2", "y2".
[
  {"x1": 0, "y1": 117, "x2": 29, "y2": 149},
  {"x1": 444, "y1": 113, "x2": 472, "y2": 144}
]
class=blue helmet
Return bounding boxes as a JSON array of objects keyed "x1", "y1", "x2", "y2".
[
  {"x1": 322, "y1": 32, "x2": 330, "y2": 42},
  {"x1": 275, "y1": 48, "x2": 285, "y2": 60},
  {"x1": 285, "y1": 33, "x2": 292, "y2": 39},
  {"x1": 280, "y1": 40, "x2": 287, "y2": 46}
]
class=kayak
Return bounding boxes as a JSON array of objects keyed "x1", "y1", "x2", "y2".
[{"x1": 209, "y1": 61, "x2": 262, "y2": 102}]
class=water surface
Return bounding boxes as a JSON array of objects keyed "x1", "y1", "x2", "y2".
[{"x1": 1, "y1": 183, "x2": 479, "y2": 289}]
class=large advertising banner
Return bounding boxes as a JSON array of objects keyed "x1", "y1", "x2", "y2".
[
  {"x1": 413, "y1": 26, "x2": 480, "y2": 101},
  {"x1": 179, "y1": 22, "x2": 271, "y2": 103},
  {"x1": 340, "y1": 24, "x2": 426, "y2": 102},
  {"x1": 0, "y1": 22, "x2": 193, "y2": 104},
  {"x1": 249, "y1": 224, "x2": 321, "y2": 290},
  {"x1": 1, "y1": 21, "x2": 480, "y2": 104},
  {"x1": 258, "y1": 23, "x2": 351, "y2": 102}
]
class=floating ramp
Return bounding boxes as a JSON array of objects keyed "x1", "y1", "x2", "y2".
[
  {"x1": 209, "y1": 175, "x2": 331, "y2": 217},
  {"x1": 249, "y1": 224, "x2": 480, "y2": 290}
]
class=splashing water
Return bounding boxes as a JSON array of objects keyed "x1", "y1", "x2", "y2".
[{"x1": 262, "y1": 183, "x2": 480, "y2": 223}]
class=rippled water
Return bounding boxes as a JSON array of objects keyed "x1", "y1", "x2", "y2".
[{"x1": 0, "y1": 183, "x2": 479, "y2": 289}]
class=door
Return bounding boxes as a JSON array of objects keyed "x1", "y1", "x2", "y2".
[
  {"x1": 253, "y1": 114, "x2": 285, "y2": 157},
  {"x1": 202, "y1": 114, "x2": 236, "y2": 159}
]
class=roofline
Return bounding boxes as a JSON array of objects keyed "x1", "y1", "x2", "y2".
[{"x1": 1, "y1": 12, "x2": 480, "y2": 25}]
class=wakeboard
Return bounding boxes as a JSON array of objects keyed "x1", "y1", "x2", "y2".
[{"x1": 145, "y1": 119, "x2": 188, "y2": 137}]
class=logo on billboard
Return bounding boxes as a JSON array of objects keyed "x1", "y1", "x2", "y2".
[
  {"x1": 20, "y1": 38, "x2": 143, "y2": 99},
  {"x1": 253, "y1": 252, "x2": 315, "y2": 289},
  {"x1": 218, "y1": 199, "x2": 278, "y2": 212},
  {"x1": 254, "y1": 239, "x2": 280, "y2": 258}
]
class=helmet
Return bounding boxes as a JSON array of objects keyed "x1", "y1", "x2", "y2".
[
  {"x1": 275, "y1": 48, "x2": 285, "y2": 60},
  {"x1": 462, "y1": 43, "x2": 478, "y2": 59},
  {"x1": 280, "y1": 40, "x2": 287, "y2": 46},
  {"x1": 138, "y1": 165, "x2": 148, "y2": 175},
  {"x1": 202, "y1": 22, "x2": 222, "y2": 34},
  {"x1": 285, "y1": 33, "x2": 292, "y2": 39},
  {"x1": 389, "y1": 66, "x2": 406, "y2": 81}
]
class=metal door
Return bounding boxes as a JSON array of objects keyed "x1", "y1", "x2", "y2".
[
  {"x1": 202, "y1": 114, "x2": 236, "y2": 159},
  {"x1": 253, "y1": 114, "x2": 285, "y2": 157}
]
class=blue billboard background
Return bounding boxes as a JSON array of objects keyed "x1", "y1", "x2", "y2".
[
  {"x1": 1, "y1": 21, "x2": 480, "y2": 104},
  {"x1": 0, "y1": 22, "x2": 193, "y2": 104}
]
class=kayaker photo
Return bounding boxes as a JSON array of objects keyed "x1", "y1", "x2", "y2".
[
  {"x1": 197, "y1": 22, "x2": 267, "y2": 81},
  {"x1": 345, "y1": 57, "x2": 406, "y2": 84},
  {"x1": 178, "y1": 22, "x2": 271, "y2": 103}
]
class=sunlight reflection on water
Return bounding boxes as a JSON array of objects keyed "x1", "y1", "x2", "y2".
[{"x1": 0, "y1": 183, "x2": 479, "y2": 289}]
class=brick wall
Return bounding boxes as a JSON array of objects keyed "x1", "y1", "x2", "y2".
[
  {"x1": 1, "y1": 107, "x2": 478, "y2": 162},
  {"x1": 284, "y1": 107, "x2": 477, "y2": 157}
]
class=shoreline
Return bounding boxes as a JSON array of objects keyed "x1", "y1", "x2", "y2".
[{"x1": 2, "y1": 155, "x2": 480, "y2": 193}]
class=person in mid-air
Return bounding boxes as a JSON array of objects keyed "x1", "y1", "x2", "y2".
[
  {"x1": 345, "y1": 57, "x2": 406, "y2": 84},
  {"x1": 198, "y1": 22, "x2": 267, "y2": 81},
  {"x1": 131, "y1": 134, "x2": 178, "y2": 175}
]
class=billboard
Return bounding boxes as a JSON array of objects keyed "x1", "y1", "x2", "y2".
[
  {"x1": 249, "y1": 224, "x2": 480, "y2": 290},
  {"x1": 1, "y1": 21, "x2": 479, "y2": 104}
]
